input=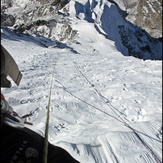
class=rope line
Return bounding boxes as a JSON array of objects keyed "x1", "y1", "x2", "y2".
[
  {"x1": 42, "y1": 71, "x2": 54, "y2": 163},
  {"x1": 73, "y1": 61, "x2": 162, "y2": 163}
]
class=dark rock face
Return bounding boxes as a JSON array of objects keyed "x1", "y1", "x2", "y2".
[
  {"x1": 118, "y1": 24, "x2": 162, "y2": 60},
  {"x1": 135, "y1": 0, "x2": 162, "y2": 38},
  {"x1": 1, "y1": 13, "x2": 16, "y2": 26},
  {"x1": 114, "y1": 0, "x2": 162, "y2": 38}
]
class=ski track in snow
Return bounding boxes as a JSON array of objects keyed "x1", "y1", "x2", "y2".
[{"x1": 1, "y1": 22, "x2": 162, "y2": 163}]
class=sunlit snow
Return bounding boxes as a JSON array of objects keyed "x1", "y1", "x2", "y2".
[{"x1": 1, "y1": 0, "x2": 162, "y2": 163}]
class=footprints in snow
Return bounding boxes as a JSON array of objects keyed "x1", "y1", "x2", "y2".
[
  {"x1": 50, "y1": 123, "x2": 69, "y2": 135},
  {"x1": 38, "y1": 123, "x2": 69, "y2": 138}
]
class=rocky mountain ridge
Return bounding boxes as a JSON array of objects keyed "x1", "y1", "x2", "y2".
[
  {"x1": 1, "y1": 0, "x2": 162, "y2": 60},
  {"x1": 113, "y1": 0, "x2": 162, "y2": 38}
]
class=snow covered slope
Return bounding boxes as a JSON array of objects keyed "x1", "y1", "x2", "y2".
[
  {"x1": 1, "y1": 17, "x2": 162, "y2": 163},
  {"x1": 1, "y1": 0, "x2": 162, "y2": 162}
]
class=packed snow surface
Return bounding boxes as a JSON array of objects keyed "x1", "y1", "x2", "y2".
[{"x1": 1, "y1": 14, "x2": 162, "y2": 163}]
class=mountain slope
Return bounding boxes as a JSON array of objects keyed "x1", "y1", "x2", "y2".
[
  {"x1": 1, "y1": 1, "x2": 162, "y2": 162},
  {"x1": 1, "y1": 23, "x2": 162, "y2": 162},
  {"x1": 1, "y1": 0, "x2": 162, "y2": 60},
  {"x1": 114, "y1": 0, "x2": 162, "y2": 38}
]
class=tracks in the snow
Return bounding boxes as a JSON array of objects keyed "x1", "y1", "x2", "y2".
[
  {"x1": 72, "y1": 59, "x2": 162, "y2": 163},
  {"x1": 52, "y1": 53, "x2": 162, "y2": 163}
]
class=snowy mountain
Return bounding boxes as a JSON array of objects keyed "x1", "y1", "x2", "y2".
[
  {"x1": 1, "y1": 0, "x2": 162, "y2": 60},
  {"x1": 1, "y1": 0, "x2": 162, "y2": 163}
]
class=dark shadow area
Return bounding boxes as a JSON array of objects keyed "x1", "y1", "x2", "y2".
[
  {"x1": 75, "y1": 1, "x2": 94, "y2": 22},
  {"x1": 98, "y1": 4, "x2": 162, "y2": 60},
  {"x1": 1, "y1": 27, "x2": 79, "y2": 54}
]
